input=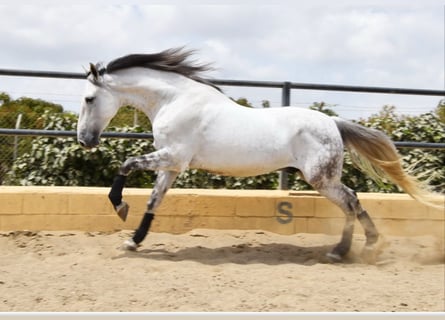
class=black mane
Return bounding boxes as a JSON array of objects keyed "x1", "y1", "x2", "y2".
[{"x1": 105, "y1": 47, "x2": 220, "y2": 90}]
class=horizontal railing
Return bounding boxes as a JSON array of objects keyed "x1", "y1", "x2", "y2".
[
  {"x1": 1, "y1": 68, "x2": 445, "y2": 96},
  {"x1": 0, "y1": 128, "x2": 154, "y2": 140},
  {"x1": 0, "y1": 128, "x2": 443, "y2": 149}
]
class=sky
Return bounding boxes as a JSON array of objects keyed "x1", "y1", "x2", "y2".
[{"x1": 0, "y1": 0, "x2": 444, "y2": 119}]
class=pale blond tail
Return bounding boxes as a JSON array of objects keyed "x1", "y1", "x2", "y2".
[{"x1": 333, "y1": 117, "x2": 442, "y2": 208}]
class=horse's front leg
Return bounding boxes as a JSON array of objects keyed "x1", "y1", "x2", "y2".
[
  {"x1": 123, "y1": 170, "x2": 178, "y2": 251},
  {"x1": 108, "y1": 148, "x2": 175, "y2": 219},
  {"x1": 106, "y1": 148, "x2": 180, "y2": 250}
]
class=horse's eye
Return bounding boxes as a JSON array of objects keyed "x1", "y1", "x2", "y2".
[{"x1": 85, "y1": 96, "x2": 95, "y2": 104}]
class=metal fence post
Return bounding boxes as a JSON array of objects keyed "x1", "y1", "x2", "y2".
[
  {"x1": 13, "y1": 113, "x2": 23, "y2": 161},
  {"x1": 278, "y1": 82, "x2": 291, "y2": 190}
]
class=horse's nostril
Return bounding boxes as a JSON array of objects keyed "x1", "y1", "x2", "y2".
[{"x1": 78, "y1": 137, "x2": 98, "y2": 149}]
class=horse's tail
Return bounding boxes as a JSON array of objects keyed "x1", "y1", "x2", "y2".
[{"x1": 333, "y1": 117, "x2": 441, "y2": 208}]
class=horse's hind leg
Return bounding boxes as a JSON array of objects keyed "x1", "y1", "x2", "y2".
[
  {"x1": 316, "y1": 183, "x2": 379, "y2": 262},
  {"x1": 356, "y1": 210, "x2": 383, "y2": 263}
]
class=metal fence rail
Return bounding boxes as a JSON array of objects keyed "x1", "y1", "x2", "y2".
[
  {"x1": 0, "y1": 128, "x2": 154, "y2": 140},
  {"x1": 1, "y1": 68, "x2": 445, "y2": 97},
  {"x1": 0, "y1": 129, "x2": 444, "y2": 149}
]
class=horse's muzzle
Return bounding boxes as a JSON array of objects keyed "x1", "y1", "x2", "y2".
[
  {"x1": 78, "y1": 139, "x2": 98, "y2": 149},
  {"x1": 77, "y1": 132, "x2": 100, "y2": 149}
]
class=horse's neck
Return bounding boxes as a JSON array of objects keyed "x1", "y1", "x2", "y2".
[
  {"x1": 112, "y1": 69, "x2": 186, "y2": 122},
  {"x1": 111, "y1": 68, "x2": 232, "y2": 123}
]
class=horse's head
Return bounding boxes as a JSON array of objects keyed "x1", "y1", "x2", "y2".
[{"x1": 77, "y1": 63, "x2": 120, "y2": 148}]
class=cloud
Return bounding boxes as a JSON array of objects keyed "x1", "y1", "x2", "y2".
[{"x1": 0, "y1": 1, "x2": 443, "y2": 118}]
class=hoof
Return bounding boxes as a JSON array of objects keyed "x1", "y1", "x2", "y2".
[
  {"x1": 360, "y1": 246, "x2": 377, "y2": 264},
  {"x1": 360, "y1": 235, "x2": 388, "y2": 264},
  {"x1": 326, "y1": 252, "x2": 342, "y2": 263},
  {"x1": 115, "y1": 201, "x2": 129, "y2": 222},
  {"x1": 121, "y1": 239, "x2": 139, "y2": 251}
]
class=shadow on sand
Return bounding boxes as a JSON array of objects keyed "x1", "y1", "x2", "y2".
[{"x1": 110, "y1": 242, "x2": 362, "y2": 265}]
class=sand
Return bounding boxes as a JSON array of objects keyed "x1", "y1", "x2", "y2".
[{"x1": 0, "y1": 229, "x2": 444, "y2": 312}]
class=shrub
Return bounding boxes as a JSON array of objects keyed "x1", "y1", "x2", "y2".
[
  {"x1": 7, "y1": 107, "x2": 445, "y2": 193},
  {"x1": 6, "y1": 111, "x2": 156, "y2": 187}
]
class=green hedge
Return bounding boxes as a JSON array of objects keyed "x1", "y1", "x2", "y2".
[{"x1": 6, "y1": 108, "x2": 444, "y2": 194}]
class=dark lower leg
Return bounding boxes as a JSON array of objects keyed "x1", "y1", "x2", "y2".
[
  {"x1": 357, "y1": 210, "x2": 379, "y2": 246},
  {"x1": 129, "y1": 171, "x2": 178, "y2": 246},
  {"x1": 132, "y1": 190, "x2": 159, "y2": 244},
  {"x1": 108, "y1": 175, "x2": 127, "y2": 208},
  {"x1": 133, "y1": 212, "x2": 155, "y2": 244},
  {"x1": 331, "y1": 216, "x2": 355, "y2": 257}
]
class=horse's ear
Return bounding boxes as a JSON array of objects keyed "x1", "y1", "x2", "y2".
[{"x1": 89, "y1": 62, "x2": 99, "y2": 80}]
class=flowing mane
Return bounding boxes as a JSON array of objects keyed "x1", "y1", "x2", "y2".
[{"x1": 105, "y1": 47, "x2": 220, "y2": 90}]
